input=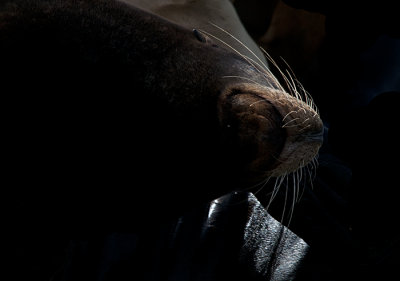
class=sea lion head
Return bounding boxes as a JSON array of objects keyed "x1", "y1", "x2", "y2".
[{"x1": 1, "y1": 0, "x2": 323, "y2": 212}]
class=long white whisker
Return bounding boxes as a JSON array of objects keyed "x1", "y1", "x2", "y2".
[
  {"x1": 282, "y1": 117, "x2": 300, "y2": 128},
  {"x1": 281, "y1": 177, "x2": 289, "y2": 224},
  {"x1": 259, "y1": 47, "x2": 295, "y2": 96},
  {"x1": 282, "y1": 110, "x2": 297, "y2": 122},
  {"x1": 293, "y1": 170, "x2": 297, "y2": 203},
  {"x1": 298, "y1": 124, "x2": 312, "y2": 132},
  {"x1": 266, "y1": 174, "x2": 286, "y2": 211},
  {"x1": 298, "y1": 166, "x2": 307, "y2": 201},
  {"x1": 252, "y1": 176, "x2": 272, "y2": 196},
  {"x1": 221, "y1": 75, "x2": 266, "y2": 88},
  {"x1": 300, "y1": 118, "x2": 310, "y2": 125},
  {"x1": 208, "y1": 22, "x2": 268, "y2": 70},
  {"x1": 285, "y1": 69, "x2": 301, "y2": 101},
  {"x1": 240, "y1": 54, "x2": 284, "y2": 90},
  {"x1": 201, "y1": 29, "x2": 287, "y2": 93},
  {"x1": 282, "y1": 123, "x2": 304, "y2": 128},
  {"x1": 311, "y1": 156, "x2": 319, "y2": 182},
  {"x1": 198, "y1": 29, "x2": 270, "y2": 83},
  {"x1": 281, "y1": 57, "x2": 298, "y2": 82},
  {"x1": 306, "y1": 164, "x2": 314, "y2": 190},
  {"x1": 281, "y1": 57, "x2": 318, "y2": 111},
  {"x1": 280, "y1": 58, "x2": 304, "y2": 102},
  {"x1": 297, "y1": 168, "x2": 302, "y2": 202},
  {"x1": 287, "y1": 173, "x2": 296, "y2": 227},
  {"x1": 268, "y1": 177, "x2": 282, "y2": 205},
  {"x1": 260, "y1": 47, "x2": 321, "y2": 117}
]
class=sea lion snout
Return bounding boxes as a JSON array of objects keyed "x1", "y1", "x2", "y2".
[{"x1": 218, "y1": 82, "x2": 323, "y2": 181}]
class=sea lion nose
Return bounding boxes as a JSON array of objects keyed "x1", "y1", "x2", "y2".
[{"x1": 218, "y1": 81, "x2": 324, "y2": 180}]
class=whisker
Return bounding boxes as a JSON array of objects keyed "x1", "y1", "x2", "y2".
[
  {"x1": 297, "y1": 80, "x2": 319, "y2": 114},
  {"x1": 202, "y1": 29, "x2": 287, "y2": 93},
  {"x1": 311, "y1": 156, "x2": 319, "y2": 182},
  {"x1": 252, "y1": 176, "x2": 272, "y2": 197},
  {"x1": 300, "y1": 117, "x2": 310, "y2": 125},
  {"x1": 281, "y1": 176, "x2": 289, "y2": 224},
  {"x1": 281, "y1": 57, "x2": 315, "y2": 108},
  {"x1": 282, "y1": 117, "x2": 300, "y2": 128},
  {"x1": 281, "y1": 56, "x2": 299, "y2": 83},
  {"x1": 240, "y1": 54, "x2": 284, "y2": 90},
  {"x1": 298, "y1": 167, "x2": 304, "y2": 200},
  {"x1": 223, "y1": 175, "x2": 273, "y2": 207},
  {"x1": 285, "y1": 69, "x2": 301, "y2": 101},
  {"x1": 198, "y1": 26, "x2": 316, "y2": 111},
  {"x1": 260, "y1": 47, "x2": 297, "y2": 97},
  {"x1": 287, "y1": 173, "x2": 296, "y2": 227},
  {"x1": 250, "y1": 100, "x2": 267, "y2": 107},
  {"x1": 298, "y1": 124, "x2": 312, "y2": 132},
  {"x1": 306, "y1": 164, "x2": 314, "y2": 190},
  {"x1": 295, "y1": 170, "x2": 300, "y2": 203},
  {"x1": 282, "y1": 110, "x2": 298, "y2": 122},
  {"x1": 298, "y1": 166, "x2": 307, "y2": 201},
  {"x1": 198, "y1": 29, "x2": 254, "y2": 63},
  {"x1": 198, "y1": 29, "x2": 270, "y2": 84},
  {"x1": 260, "y1": 47, "x2": 322, "y2": 116},
  {"x1": 292, "y1": 167, "x2": 298, "y2": 201},
  {"x1": 282, "y1": 123, "x2": 304, "y2": 128},
  {"x1": 208, "y1": 22, "x2": 268, "y2": 70},
  {"x1": 221, "y1": 75, "x2": 266, "y2": 88},
  {"x1": 240, "y1": 54, "x2": 271, "y2": 74},
  {"x1": 240, "y1": 174, "x2": 272, "y2": 192},
  {"x1": 266, "y1": 174, "x2": 286, "y2": 211}
]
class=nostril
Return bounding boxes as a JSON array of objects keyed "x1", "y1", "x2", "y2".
[{"x1": 192, "y1": 29, "x2": 206, "y2": 43}]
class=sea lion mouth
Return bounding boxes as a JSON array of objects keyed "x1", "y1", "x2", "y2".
[{"x1": 218, "y1": 82, "x2": 324, "y2": 181}]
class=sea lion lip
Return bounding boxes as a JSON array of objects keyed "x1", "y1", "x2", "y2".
[{"x1": 227, "y1": 88, "x2": 275, "y2": 108}]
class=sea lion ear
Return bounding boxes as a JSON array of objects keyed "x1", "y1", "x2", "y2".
[{"x1": 193, "y1": 29, "x2": 207, "y2": 43}]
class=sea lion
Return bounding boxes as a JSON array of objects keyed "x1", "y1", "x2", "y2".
[{"x1": 1, "y1": 0, "x2": 323, "y2": 222}]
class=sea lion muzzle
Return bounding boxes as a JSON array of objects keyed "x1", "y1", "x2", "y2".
[{"x1": 218, "y1": 81, "x2": 323, "y2": 182}]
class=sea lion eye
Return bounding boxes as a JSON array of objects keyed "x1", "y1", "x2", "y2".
[{"x1": 192, "y1": 29, "x2": 206, "y2": 43}]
